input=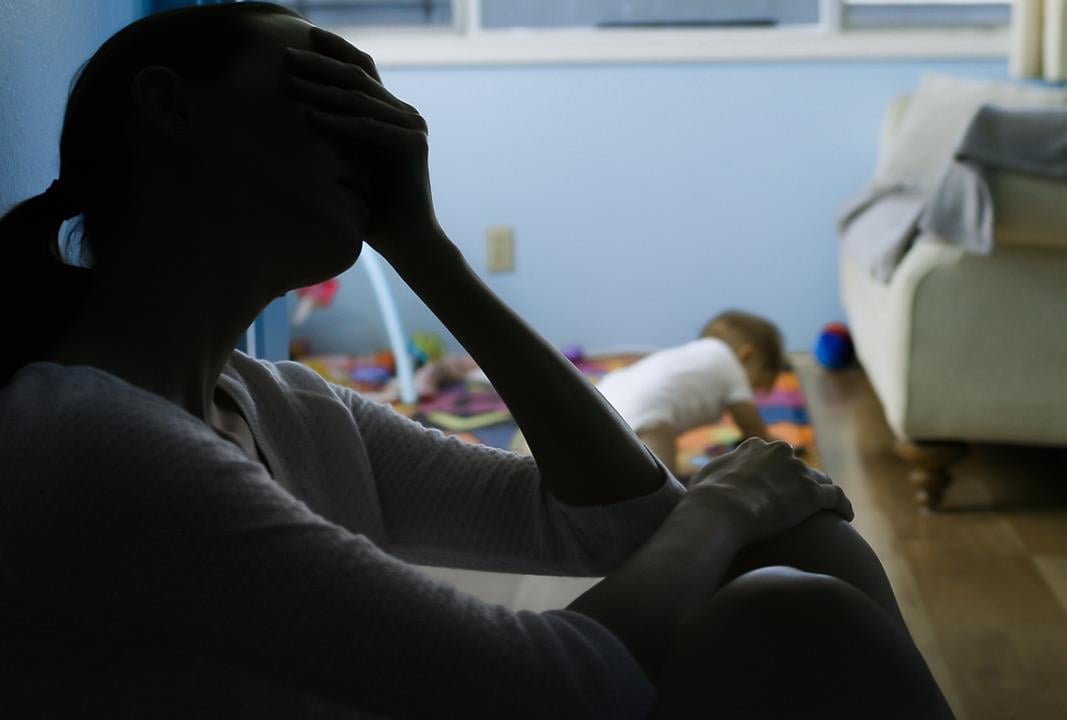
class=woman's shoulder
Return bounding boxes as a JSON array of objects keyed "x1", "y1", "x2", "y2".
[
  {"x1": 223, "y1": 351, "x2": 349, "y2": 402},
  {"x1": 3, "y1": 361, "x2": 183, "y2": 424},
  {"x1": 0, "y1": 363, "x2": 243, "y2": 528},
  {"x1": 0, "y1": 362, "x2": 215, "y2": 469},
  {"x1": 0, "y1": 363, "x2": 289, "y2": 565},
  {"x1": 222, "y1": 351, "x2": 380, "y2": 423}
]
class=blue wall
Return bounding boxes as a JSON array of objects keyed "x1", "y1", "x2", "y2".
[
  {"x1": 0, "y1": 1, "x2": 140, "y2": 212},
  {"x1": 295, "y1": 58, "x2": 1007, "y2": 356}
]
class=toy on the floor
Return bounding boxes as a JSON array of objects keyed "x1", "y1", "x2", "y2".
[
  {"x1": 704, "y1": 441, "x2": 739, "y2": 458},
  {"x1": 352, "y1": 365, "x2": 392, "y2": 386},
  {"x1": 413, "y1": 354, "x2": 480, "y2": 399},
  {"x1": 408, "y1": 331, "x2": 446, "y2": 366},
  {"x1": 367, "y1": 349, "x2": 396, "y2": 375},
  {"x1": 289, "y1": 337, "x2": 312, "y2": 360},
  {"x1": 561, "y1": 345, "x2": 584, "y2": 364},
  {"x1": 292, "y1": 278, "x2": 340, "y2": 325},
  {"x1": 814, "y1": 322, "x2": 855, "y2": 369},
  {"x1": 347, "y1": 350, "x2": 397, "y2": 388}
]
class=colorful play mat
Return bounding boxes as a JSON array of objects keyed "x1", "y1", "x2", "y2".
[{"x1": 297, "y1": 352, "x2": 816, "y2": 472}]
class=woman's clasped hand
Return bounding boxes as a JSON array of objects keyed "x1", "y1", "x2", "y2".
[{"x1": 688, "y1": 437, "x2": 854, "y2": 547}]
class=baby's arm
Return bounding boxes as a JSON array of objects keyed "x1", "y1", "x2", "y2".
[
  {"x1": 637, "y1": 422, "x2": 680, "y2": 478},
  {"x1": 727, "y1": 400, "x2": 774, "y2": 443}
]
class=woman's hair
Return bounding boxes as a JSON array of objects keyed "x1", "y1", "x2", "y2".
[{"x1": 0, "y1": 2, "x2": 301, "y2": 385}]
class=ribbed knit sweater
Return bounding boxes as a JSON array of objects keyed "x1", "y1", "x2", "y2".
[{"x1": 0, "y1": 351, "x2": 685, "y2": 718}]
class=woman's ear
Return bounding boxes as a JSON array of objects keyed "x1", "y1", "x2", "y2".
[{"x1": 130, "y1": 66, "x2": 191, "y2": 144}]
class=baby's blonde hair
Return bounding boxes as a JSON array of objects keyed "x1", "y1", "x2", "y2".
[{"x1": 700, "y1": 310, "x2": 785, "y2": 378}]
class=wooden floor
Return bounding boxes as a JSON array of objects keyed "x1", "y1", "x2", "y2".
[{"x1": 794, "y1": 355, "x2": 1067, "y2": 720}]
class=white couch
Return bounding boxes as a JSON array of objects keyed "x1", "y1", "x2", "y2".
[{"x1": 840, "y1": 91, "x2": 1067, "y2": 509}]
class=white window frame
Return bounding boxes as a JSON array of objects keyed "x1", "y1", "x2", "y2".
[{"x1": 334, "y1": 0, "x2": 1009, "y2": 67}]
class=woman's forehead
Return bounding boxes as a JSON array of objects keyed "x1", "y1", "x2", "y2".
[
  {"x1": 222, "y1": 14, "x2": 318, "y2": 84},
  {"x1": 252, "y1": 13, "x2": 316, "y2": 52}
]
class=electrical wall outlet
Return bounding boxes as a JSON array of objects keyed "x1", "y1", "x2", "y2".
[{"x1": 486, "y1": 225, "x2": 515, "y2": 273}]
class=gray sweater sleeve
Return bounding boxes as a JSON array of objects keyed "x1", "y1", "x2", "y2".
[
  {"x1": 0, "y1": 365, "x2": 656, "y2": 719},
  {"x1": 341, "y1": 385, "x2": 685, "y2": 575}
]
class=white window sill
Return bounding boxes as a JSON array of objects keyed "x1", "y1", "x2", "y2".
[{"x1": 338, "y1": 26, "x2": 1009, "y2": 68}]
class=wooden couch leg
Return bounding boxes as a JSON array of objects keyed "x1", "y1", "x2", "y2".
[{"x1": 893, "y1": 440, "x2": 969, "y2": 510}]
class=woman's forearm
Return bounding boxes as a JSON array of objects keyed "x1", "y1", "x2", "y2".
[
  {"x1": 386, "y1": 230, "x2": 664, "y2": 506},
  {"x1": 567, "y1": 488, "x2": 743, "y2": 681}
]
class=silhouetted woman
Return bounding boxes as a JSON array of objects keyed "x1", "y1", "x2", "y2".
[{"x1": 0, "y1": 4, "x2": 954, "y2": 718}]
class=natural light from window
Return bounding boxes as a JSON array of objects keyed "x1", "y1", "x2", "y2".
[{"x1": 272, "y1": 1, "x2": 1011, "y2": 66}]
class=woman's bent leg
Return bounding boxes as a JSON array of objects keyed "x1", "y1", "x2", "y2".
[
  {"x1": 652, "y1": 567, "x2": 954, "y2": 720},
  {"x1": 724, "y1": 510, "x2": 906, "y2": 627}
]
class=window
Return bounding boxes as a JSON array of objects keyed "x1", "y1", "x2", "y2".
[
  {"x1": 274, "y1": 0, "x2": 453, "y2": 27},
  {"x1": 478, "y1": 1, "x2": 821, "y2": 30},
  {"x1": 842, "y1": 1, "x2": 1010, "y2": 29},
  {"x1": 282, "y1": 0, "x2": 1010, "y2": 31},
  {"x1": 297, "y1": 1, "x2": 1010, "y2": 65}
]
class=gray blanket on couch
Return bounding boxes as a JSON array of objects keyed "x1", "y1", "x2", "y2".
[{"x1": 839, "y1": 105, "x2": 1067, "y2": 282}]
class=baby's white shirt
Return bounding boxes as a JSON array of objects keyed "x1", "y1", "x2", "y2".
[{"x1": 596, "y1": 338, "x2": 754, "y2": 433}]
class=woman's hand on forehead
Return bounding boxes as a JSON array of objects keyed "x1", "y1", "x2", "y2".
[
  {"x1": 283, "y1": 28, "x2": 419, "y2": 120},
  {"x1": 282, "y1": 49, "x2": 424, "y2": 131},
  {"x1": 281, "y1": 25, "x2": 441, "y2": 263}
]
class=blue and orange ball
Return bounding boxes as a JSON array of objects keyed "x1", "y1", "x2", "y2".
[{"x1": 814, "y1": 322, "x2": 854, "y2": 369}]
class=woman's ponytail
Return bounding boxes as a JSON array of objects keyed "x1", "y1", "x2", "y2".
[{"x1": 0, "y1": 184, "x2": 92, "y2": 385}]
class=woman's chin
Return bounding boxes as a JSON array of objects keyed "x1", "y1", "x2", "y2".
[
  {"x1": 322, "y1": 214, "x2": 365, "y2": 267},
  {"x1": 325, "y1": 232, "x2": 363, "y2": 276}
]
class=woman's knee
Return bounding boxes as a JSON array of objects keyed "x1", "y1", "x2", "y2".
[
  {"x1": 705, "y1": 566, "x2": 865, "y2": 643},
  {"x1": 660, "y1": 567, "x2": 868, "y2": 685},
  {"x1": 724, "y1": 511, "x2": 905, "y2": 626},
  {"x1": 654, "y1": 568, "x2": 952, "y2": 719}
]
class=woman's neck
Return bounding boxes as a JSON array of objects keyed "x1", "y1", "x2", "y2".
[{"x1": 44, "y1": 264, "x2": 265, "y2": 422}]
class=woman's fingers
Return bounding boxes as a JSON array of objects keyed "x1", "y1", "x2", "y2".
[
  {"x1": 309, "y1": 26, "x2": 382, "y2": 83},
  {"x1": 285, "y1": 48, "x2": 378, "y2": 95},
  {"x1": 766, "y1": 439, "x2": 794, "y2": 455},
  {"x1": 285, "y1": 75, "x2": 426, "y2": 132},
  {"x1": 285, "y1": 46, "x2": 416, "y2": 115},
  {"x1": 817, "y1": 483, "x2": 855, "y2": 522},
  {"x1": 307, "y1": 110, "x2": 426, "y2": 151},
  {"x1": 805, "y1": 464, "x2": 833, "y2": 485},
  {"x1": 803, "y1": 459, "x2": 850, "y2": 519}
]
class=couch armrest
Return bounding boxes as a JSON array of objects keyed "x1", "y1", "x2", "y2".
[
  {"x1": 991, "y1": 171, "x2": 1067, "y2": 251},
  {"x1": 842, "y1": 238, "x2": 1067, "y2": 444},
  {"x1": 840, "y1": 240, "x2": 966, "y2": 439}
]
